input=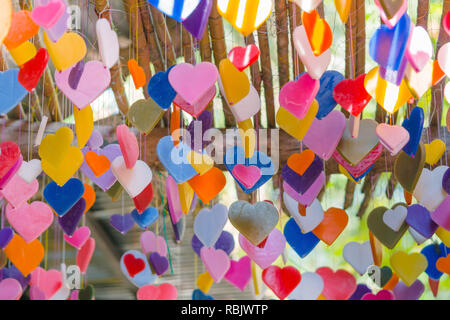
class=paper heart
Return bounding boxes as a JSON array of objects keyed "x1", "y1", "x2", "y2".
[
  {"x1": 413, "y1": 166, "x2": 448, "y2": 212},
  {"x1": 192, "y1": 231, "x2": 235, "y2": 257},
  {"x1": 200, "y1": 247, "x2": 230, "y2": 283},
  {"x1": 293, "y1": 25, "x2": 331, "y2": 79},
  {"x1": 374, "y1": 0, "x2": 407, "y2": 28},
  {"x1": 390, "y1": 251, "x2": 427, "y2": 286},
  {"x1": 58, "y1": 198, "x2": 85, "y2": 236},
  {"x1": 4, "y1": 234, "x2": 44, "y2": 277},
  {"x1": 0, "y1": 278, "x2": 22, "y2": 300},
  {"x1": 64, "y1": 226, "x2": 90, "y2": 249},
  {"x1": 277, "y1": 100, "x2": 319, "y2": 141},
  {"x1": 288, "y1": 271, "x2": 323, "y2": 300},
  {"x1": 284, "y1": 217, "x2": 320, "y2": 258},
  {"x1": 239, "y1": 229, "x2": 285, "y2": 269},
  {"x1": 217, "y1": 0, "x2": 272, "y2": 36},
  {"x1": 128, "y1": 59, "x2": 146, "y2": 89},
  {"x1": 376, "y1": 124, "x2": 410, "y2": 156},
  {"x1": 367, "y1": 265, "x2": 393, "y2": 288},
  {"x1": 393, "y1": 280, "x2": 424, "y2": 300},
  {"x1": 120, "y1": 250, "x2": 156, "y2": 287},
  {"x1": 1, "y1": 174, "x2": 38, "y2": 209},
  {"x1": 147, "y1": 66, "x2": 176, "y2": 110},
  {"x1": 0, "y1": 69, "x2": 28, "y2": 115},
  {"x1": 194, "y1": 204, "x2": 228, "y2": 248},
  {"x1": 31, "y1": 0, "x2": 64, "y2": 28},
  {"x1": 17, "y1": 48, "x2": 49, "y2": 92},
  {"x1": 262, "y1": 266, "x2": 301, "y2": 300},
  {"x1": 228, "y1": 45, "x2": 260, "y2": 72},
  {"x1": 224, "y1": 256, "x2": 251, "y2": 291},
  {"x1": 283, "y1": 172, "x2": 325, "y2": 207},
  {"x1": 111, "y1": 156, "x2": 152, "y2": 198},
  {"x1": 343, "y1": 241, "x2": 374, "y2": 275},
  {"x1": 148, "y1": 0, "x2": 200, "y2": 22},
  {"x1": 362, "y1": 290, "x2": 394, "y2": 300},
  {"x1": 43, "y1": 178, "x2": 84, "y2": 216},
  {"x1": 406, "y1": 26, "x2": 433, "y2": 72},
  {"x1": 316, "y1": 267, "x2": 356, "y2": 300},
  {"x1": 96, "y1": 18, "x2": 119, "y2": 68},
  {"x1": 4, "y1": 10, "x2": 39, "y2": 50},
  {"x1": 0, "y1": 228, "x2": 14, "y2": 249},
  {"x1": 149, "y1": 252, "x2": 169, "y2": 276},
  {"x1": 333, "y1": 74, "x2": 371, "y2": 117},
  {"x1": 6, "y1": 202, "x2": 53, "y2": 243},
  {"x1": 367, "y1": 206, "x2": 408, "y2": 249},
  {"x1": 30, "y1": 267, "x2": 62, "y2": 300},
  {"x1": 55, "y1": 61, "x2": 110, "y2": 109},
  {"x1": 140, "y1": 231, "x2": 167, "y2": 257},
  {"x1": 421, "y1": 243, "x2": 448, "y2": 280},
  {"x1": 110, "y1": 213, "x2": 134, "y2": 234},
  {"x1": 382, "y1": 206, "x2": 407, "y2": 232},
  {"x1": 229, "y1": 200, "x2": 279, "y2": 246},
  {"x1": 425, "y1": 139, "x2": 445, "y2": 166},
  {"x1": 430, "y1": 196, "x2": 450, "y2": 231},
  {"x1": 128, "y1": 98, "x2": 165, "y2": 135},
  {"x1": 0, "y1": 0, "x2": 11, "y2": 47},
  {"x1": 302, "y1": 9, "x2": 332, "y2": 56},
  {"x1": 43, "y1": 32, "x2": 86, "y2": 71},
  {"x1": 182, "y1": 0, "x2": 212, "y2": 40},
  {"x1": 76, "y1": 237, "x2": 95, "y2": 274},
  {"x1": 137, "y1": 283, "x2": 177, "y2": 300},
  {"x1": 192, "y1": 288, "x2": 214, "y2": 300}
]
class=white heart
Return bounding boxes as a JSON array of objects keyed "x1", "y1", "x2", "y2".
[
  {"x1": 111, "y1": 156, "x2": 152, "y2": 198},
  {"x1": 407, "y1": 26, "x2": 433, "y2": 72},
  {"x1": 413, "y1": 166, "x2": 448, "y2": 212},
  {"x1": 292, "y1": 0, "x2": 322, "y2": 12},
  {"x1": 17, "y1": 159, "x2": 42, "y2": 184},
  {"x1": 293, "y1": 25, "x2": 331, "y2": 80},
  {"x1": 343, "y1": 241, "x2": 374, "y2": 275},
  {"x1": 49, "y1": 284, "x2": 71, "y2": 300},
  {"x1": 409, "y1": 227, "x2": 428, "y2": 245},
  {"x1": 193, "y1": 203, "x2": 228, "y2": 247},
  {"x1": 284, "y1": 193, "x2": 324, "y2": 233},
  {"x1": 382, "y1": 206, "x2": 407, "y2": 232},
  {"x1": 96, "y1": 18, "x2": 119, "y2": 69},
  {"x1": 438, "y1": 42, "x2": 450, "y2": 77},
  {"x1": 288, "y1": 271, "x2": 324, "y2": 300},
  {"x1": 219, "y1": 81, "x2": 261, "y2": 122}
]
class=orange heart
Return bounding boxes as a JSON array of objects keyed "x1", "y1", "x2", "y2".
[
  {"x1": 312, "y1": 208, "x2": 348, "y2": 245},
  {"x1": 128, "y1": 59, "x2": 146, "y2": 89},
  {"x1": 436, "y1": 256, "x2": 450, "y2": 274},
  {"x1": 4, "y1": 10, "x2": 39, "y2": 50},
  {"x1": 188, "y1": 167, "x2": 226, "y2": 204},
  {"x1": 369, "y1": 231, "x2": 383, "y2": 267},
  {"x1": 383, "y1": 273, "x2": 399, "y2": 291},
  {"x1": 85, "y1": 150, "x2": 110, "y2": 177},
  {"x1": 170, "y1": 106, "x2": 181, "y2": 147},
  {"x1": 82, "y1": 184, "x2": 96, "y2": 214},
  {"x1": 287, "y1": 150, "x2": 315, "y2": 176},
  {"x1": 432, "y1": 60, "x2": 446, "y2": 85},
  {"x1": 4, "y1": 234, "x2": 44, "y2": 276},
  {"x1": 302, "y1": 10, "x2": 333, "y2": 56}
]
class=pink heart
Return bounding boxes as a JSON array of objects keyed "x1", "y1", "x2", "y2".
[
  {"x1": 232, "y1": 164, "x2": 262, "y2": 189},
  {"x1": 283, "y1": 172, "x2": 325, "y2": 207},
  {"x1": 30, "y1": 267, "x2": 63, "y2": 300},
  {"x1": 239, "y1": 228, "x2": 286, "y2": 269},
  {"x1": 0, "y1": 174, "x2": 39, "y2": 208},
  {"x1": 5, "y1": 202, "x2": 53, "y2": 243},
  {"x1": 362, "y1": 289, "x2": 394, "y2": 300},
  {"x1": 136, "y1": 283, "x2": 178, "y2": 300},
  {"x1": 55, "y1": 60, "x2": 111, "y2": 109},
  {"x1": 279, "y1": 73, "x2": 320, "y2": 119},
  {"x1": 224, "y1": 256, "x2": 252, "y2": 291},
  {"x1": 303, "y1": 110, "x2": 346, "y2": 160},
  {"x1": 31, "y1": 0, "x2": 65, "y2": 28},
  {"x1": 29, "y1": 285, "x2": 47, "y2": 300},
  {"x1": 200, "y1": 247, "x2": 230, "y2": 283},
  {"x1": 173, "y1": 86, "x2": 216, "y2": 117},
  {"x1": 406, "y1": 27, "x2": 433, "y2": 72},
  {"x1": 168, "y1": 62, "x2": 218, "y2": 105},
  {"x1": 76, "y1": 237, "x2": 95, "y2": 274},
  {"x1": 64, "y1": 226, "x2": 91, "y2": 249},
  {"x1": 140, "y1": 231, "x2": 167, "y2": 257},
  {"x1": 333, "y1": 143, "x2": 383, "y2": 177},
  {"x1": 376, "y1": 123, "x2": 410, "y2": 155},
  {"x1": 116, "y1": 124, "x2": 138, "y2": 169},
  {"x1": 0, "y1": 278, "x2": 22, "y2": 300},
  {"x1": 166, "y1": 175, "x2": 183, "y2": 224}
]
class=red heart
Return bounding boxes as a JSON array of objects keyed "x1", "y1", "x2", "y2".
[
  {"x1": 132, "y1": 182, "x2": 153, "y2": 214},
  {"x1": 18, "y1": 48, "x2": 49, "y2": 92},
  {"x1": 123, "y1": 253, "x2": 145, "y2": 277},
  {"x1": 0, "y1": 141, "x2": 21, "y2": 182},
  {"x1": 228, "y1": 44, "x2": 260, "y2": 72},
  {"x1": 333, "y1": 74, "x2": 371, "y2": 117},
  {"x1": 316, "y1": 266, "x2": 357, "y2": 300},
  {"x1": 444, "y1": 11, "x2": 450, "y2": 37},
  {"x1": 262, "y1": 266, "x2": 301, "y2": 300}
]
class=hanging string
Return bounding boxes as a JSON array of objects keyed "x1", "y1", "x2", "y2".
[{"x1": 157, "y1": 170, "x2": 174, "y2": 274}]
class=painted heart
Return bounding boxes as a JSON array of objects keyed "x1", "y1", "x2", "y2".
[
  {"x1": 220, "y1": 83, "x2": 261, "y2": 123},
  {"x1": 149, "y1": 252, "x2": 169, "y2": 276},
  {"x1": 4, "y1": 234, "x2": 44, "y2": 277},
  {"x1": 289, "y1": 198, "x2": 324, "y2": 233},
  {"x1": 43, "y1": 178, "x2": 84, "y2": 216},
  {"x1": 0, "y1": 142, "x2": 22, "y2": 190},
  {"x1": 191, "y1": 231, "x2": 235, "y2": 257},
  {"x1": 343, "y1": 241, "x2": 374, "y2": 275},
  {"x1": 219, "y1": 58, "x2": 250, "y2": 105},
  {"x1": 63, "y1": 226, "x2": 90, "y2": 249},
  {"x1": 111, "y1": 156, "x2": 152, "y2": 198},
  {"x1": 393, "y1": 279, "x2": 424, "y2": 300},
  {"x1": 173, "y1": 85, "x2": 216, "y2": 117},
  {"x1": 283, "y1": 152, "x2": 323, "y2": 195},
  {"x1": 228, "y1": 44, "x2": 260, "y2": 72},
  {"x1": 128, "y1": 59, "x2": 146, "y2": 89},
  {"x1": 239, "y1": 229, "x2": 285, "y2": 269},
  {"x1": 182, "y1": 0, "x2": 212, "y2": 40},
  {"x1": 376, "y1": 123, "x2": 410, "y2": 156},
  {"x1": 140, "y1": 231, "x2": 167, "y2": 256},
  {"x1": 1, "y1": 174, "x2": 39, "y2": 209},
  {"x1": 31, "y1": 0, "x2": 64, "y2": 28},
  {"x1": 394, "y1": 143, "x2": 425, "y2": 193},
  {"x1": 76, "y1": 237, "x2": 95, "y2": 274},
  {"x1": 96, "y1": 18, "x2": 119, "y2": 69},
  {"x1": 41, "y1": 146, "x2": 83, "y2": 187},
  {"x1": 316, "y1": 267, "x2": 356, "y2": 300},
  {"x1": 405, "y1": 60, "x2": 443, "y2": 99},
  {"x1": 306, "y1": 70, "x2": 344, "y2": 119},
  {"x1": 36, "y1": 0, "x2": 68, "y2": 42},
  {"x1": 302, "y1": 9, "x2": 332, "y2": 56},
  {"x1": 58, "y1": 198, "x2": 85, "y2": 236},
  {"x1": 73, "y1": 104, "x2": 93, "y2": 149},
  {"x1": 0, "y1": 278, "x2": 22, "y2": 300},
  {"x1": 38, "y1": 126, "x2": 74, "y2": 168},
  {"x1": 200, "y1": 247, "x2": 230, "y2": 283},
  {"x1": 406, "y1": 204, "x2": 438, "y2": 239},
  {"x1": 231, "y1": 164, "x2": 261, "y2": 189},
  {"x1": 166, "y1": 175, "x2": 183, "y2": 225},
  {"x1": 333, "y1": 142, "x2": 382, "y2": 178},
  {"x1": 70, "y1": 61, "x2": 86, "y2": 89},
  {"x1": 262, "y1": 265, "x2": 301, "y2": 300},
  {"x1": 136, "y1": 283, "x2": 177, "y2": 300},
  {"x1": 148, "y1": 0, "x2": 200, "y2": 22},
  {"x1": 367, "y1": 206, "x2": 408, "y2": 249},
  {"x1": 0, "y1": 69, "x2": 28, "y2": 115},
  {"x1": 110, "y1": 213, "x2": 135, "y2": 234},
  {"x1": 30, "y1": 267, "x2": 62, "y2": 300},
  {"x1": 194, "y1": 203, "x2": 228, "y2": 248},
  {"x1": 128, "y1": 98, "x2": 165, "y2": 135},
  {"x1": 406, "y1": 26, "x2": 433, "y2": 72},
  {"x1": 390, "y1": 251, "x2": 427, "y2": 286},
  {"x1": 147, "y1": 65, "x2": 176, "y2": 110},
  {"x1": 120, "y1": 250, "x2": 156, "y2": 287},
  {"x1": 284, "y1": 217, "x2": 320, "y2": 258},
  {"x1": 382, "y1": 206, "x2": 407, "y2": 232}
]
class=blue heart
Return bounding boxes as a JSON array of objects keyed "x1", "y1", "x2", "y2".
[
  {"x1": 120, "y1": 250, "x2": 157, "y2": 287},
  {"x1": 0, "y1": 69, "x2": 28, "y2": 115},
  {"x1": 147, "y1": 65, "x2": 176, "y2": 109},
  {"x1": 421, "y1": 243, "x2": 449, "y2": 280},
  {"x1": 43, "y1": 178, "x2": 84, "y2": 216},
  {"x1": 131, "y1": 207, "x2": 159, "y2": 229},
  {"x1": 192, "y1": 289, "x2": 214, "y2": 300},
  {"x1": 402, "y1": 107, "x2": 424, "y2": 157},
  {"x1": 224, "y1": 145, "x2": 274, "y2": 194},
  {"x1": 369, "y1": 13, "x2": 411, "y2": 71},
  {"x1": 157, "y1": 136, "x2": 198, "y2": 183},
  {"x1": 147, "y1": 0, "x2": 200, "y2": 22},
  {"x1": 283, "y1": 218, "x2": 320, "y2": 258},
  {"x1": 297, "y1": 70, "x2": 344, "y2": 120}
]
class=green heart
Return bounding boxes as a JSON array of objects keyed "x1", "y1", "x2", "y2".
[
  {"x1": 78, "y1": 284, "x2": 95, "y2": 300},
  {"x1": 367, "y1": 206, "x2": 408, "y2": 249},
  {"x1": 128, "y1": 98, "x2": 165, "y2": 135},
  {"x1": 368, "y1": 265, "x2": 393, "y2": 287},
  {"x1": 106, "y1": 181, "x2": 123, "y2": 202},
  {"x1": 394, "y1": 142, "x2": 425, "y2": 193}
]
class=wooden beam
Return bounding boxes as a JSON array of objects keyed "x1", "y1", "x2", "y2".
[
  {"x1": 275, "y1": 0, "x2": 290, "y2": 88},
  {"x1": 149, "y1": 6, "x2": 177, "y2": 68},
  {"x1": 287, "y1": 1, "x2": 304, "y2": 75},
  {"x1": 139, "y1": 2, "x2": 165, "y2": 73}
]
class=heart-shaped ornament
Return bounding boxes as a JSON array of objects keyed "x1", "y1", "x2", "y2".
[
  {"x1": 228, "y1": 44, "x2": 260, "y2": 72},
  {"x1": 262, "y1": 266, "x2": 301, "y2": 300},
  {"x1": 43, "y1": 32, "x2": 86, "y2": 71},
  {"x1": 1, "y1": 174, "x2": 39, "y2": 209},
  {"x1": 376, "y1": 123, "x2": 410, "y2": 156},
  {"x1": 390, "y1": 251, "x2": 427, "y2": 286},
  {"x1": 288, "y1": 271, "x2": 324, "y2": 300},
  {"x1": 277, "y1": 100, "x2": 319, "y2": 141},
  {"x1": 343, "y1": 241, "x2": 374, "y2": 275},
  {"x1": 200, "y1": 247, "x2": 230, "y2": 283},
  {"x1": 239, "y1": 229, "x2": 285, "y2": 269},
  {"x1": 43, "y1": 178, "x2": 84, "y2": 216},
  {"x1": 128, "y1": 98, "x2": 165, "y2": 135},
  {"x1": 394, "y1": 143, "x2": 426, "y2": 193},
  {"x1": 64, "y1": 226, "x2": 90, "y2": 249},
  {"x1": 0, "y1": 69, "x2": 29, "y2": 115},
  {"x1": 224, "y1": 256, "x2": 252, "y2": 291},
  {"x1": 367, "y1": 206, "x2": 408, "y2": 249},
  {"x1": 120, "y1": 250, "x2": 156, "y2": 287},
  {"x1": 382, "y1": 206, "x2": 407, "y2": 232},
  {"x1": 76, "y1": 237, "x2": 95, "y2": 274},
  {"x1": 194, "y1": 204, "x2": 228, "y2": 248},
  {"x1": 316, "y1": 267, "x2": 356, "y2": 300},
  {"x1": 302, "y1": 9, "x2": 333, "y2": 56},
  {"x1": 4, "y1": 234, "x2": 44, "y2": 277},
  {"x1": 96, "y1": 18, "x2": 119, "y2": 68}
]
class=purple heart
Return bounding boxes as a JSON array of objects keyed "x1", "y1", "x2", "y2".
[
  {"x1": 187, "y1": 110, "x2": 213, "y2": 153},
  {"x1": 393, "y1": 280, "x2": 424, "y2": 300},
  {"x1": 68, "y1": 61, "x2": 85, "y2": 90},
  {"x1": 29, "y1": 285, "x2": 47, "y2": 300},
  {"x1": 182, "y1": 0, "x2": 212, "y2": 40},
  {"x1": 1, "y1": 265, "x2": 30, "y2": 289},
  {"x1": 443, "y1": 168, "x2": 450, "y2": 194},
  {"x1": 58, "y1": 198, "x2": 86, "y2": 236},
  {"x1": 406, "y1": 204, "x2": 438, "y2": 238},
  {"x1": 191, "y1": 231, "x2": 235, "y2": 256},
  {"x1": 80, "y1": 144, "x2": 122, "y2": 191},
  {"x1": 282, "y1": 155, "x2": 323, "y2": 194},
  {"x1": 348, "y1": 284, "x2": 372, "y2": 300},
  {"x1": 0, "y1": 227, "x2": 14, "y2": 249},
  {"x1": 109, "y1": 214, "x2": 135, "y2": 234},
  {"x1": 149, "y1": 252, "x2": 169, "y2": 276},
  {"x1": 86, "y1": 129, "x2": 104, "y2": 149}
]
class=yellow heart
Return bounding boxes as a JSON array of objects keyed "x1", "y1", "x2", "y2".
[
  {"x1": 237, "y1": 119, "x2": 255, "y2": 159},
  {"x1": 0, "y1": 0, "x2": 11, "y2": 47},
  {"x1": 8, "y1": 40, "x2": 36, "y2": 66},
  {"x1": 39, "y1": 126, "x2": 74, "y2": 167},
  {"x1": 390, "y1": 251, "x2": 428, "y2": 286},
  {"x1": 364, "y1": 66, "x2": 412, "y2": 114},
  {"x1": 219, "y1": 58, "x2": 250, "y2": 105},
  {"x1": 338, "y1": 164, "x2": 360, "y2": 184},
  {"x1": 424, "y1": 139, "x2": 445, "y2": 166},
  {"x1": 276, "y1": 99, "x2": 318, "y2": 141},
  {"x1": 43, "y1": 31, "x2": 86, "y2": 71},
  {"x1": 436, "y1": 227, "x2": 450, "y2": 247},
  {"x1": 187, "y1": 151, "x2": 214, "y2": 175},
  {"x1": 197, "y1": 271, "x2": 213, "y2": 293},
  {"x1": 178, "y1": 181, "x2": 194, "y2": 215},
  {"x1": 334, "y1": 0, "x2": 352, "y2": 24},
  {"x1": 42, "y1": 147, "x2": 83, "y2": 186},
  {"x1": 73, "y1": 105, "x2": 93, "y2": 149}
]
